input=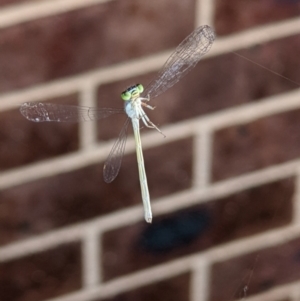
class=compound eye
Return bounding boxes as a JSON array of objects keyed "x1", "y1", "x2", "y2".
[
  {"x1": 121, "y1": 91, "x2": 131, "y2": 101},
  {"x1": 137, "y1": 84, "x2": 144, "y2": 93}
]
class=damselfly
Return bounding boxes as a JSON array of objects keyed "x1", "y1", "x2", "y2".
[{"x1": 20, "y1": 25, "x2": 215, "y2": 223}]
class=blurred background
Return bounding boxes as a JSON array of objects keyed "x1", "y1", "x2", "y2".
[{"x1": 1, "y1": 0, "x2": 300, "y2": 301}]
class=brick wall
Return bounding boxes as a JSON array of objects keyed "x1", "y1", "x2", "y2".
[{"x1": 1, "y1": 0, "x2": 300, "y2": 301}]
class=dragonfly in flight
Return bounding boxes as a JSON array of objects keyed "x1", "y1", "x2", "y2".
[{"x1": 20, "y1": 25, "x2": 215, "y2": 223}]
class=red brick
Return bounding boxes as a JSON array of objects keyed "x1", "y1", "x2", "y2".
[
  {"x1": 0, "y1": 164, "x2": 119, "y2": 246},
  {"x1": 142, "y1": 137, "x2": 193, "y2": 199},
  {"x1": 212, "y1": 108, "x2": 300, "y2": 182},
  {"x1": 99, "y1": 273, "x2": 190, "y2": 301},
  {"x1": 0, "y1": 242, "x2": 81, "y2": 301},
  {"x1": 0, "y1": 94, "x2": 79, "y2": 171},
  {"x1": 0, "y1": 137, "x2": 192, "y2": 246},
  {"x1": 0, "y1": 0, "x2": 195, "y2": 93},
  {"x1": 102, "y1": 178, "x2": 293, "y2": 281},
  {"x1": 209, "y1": 236, "x2": 300, "y2": 301},
  {"x1": 0, "y1": 0, "x2": 29, "y2": 7},
  {"x1": 96, "y1": 34, "x2": 300, "y2": 130},
  {"x1": 215, "y1": 0, "x2": 300, "y2": 36}
]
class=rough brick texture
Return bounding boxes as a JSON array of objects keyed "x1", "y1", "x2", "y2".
[
  {"x1": 210, "y1": 236, "x2": 300, "y2": 301},
  {"x1": 0, "y1": 94, "x2": 79, "y2": 171},
  {"x1": 96, "y1": 34, "x2": 300, "y2": 131},
  {"x1": 0, "y1": 137, "x2": 192, "y2": 246},
  {"x1": 0, "y1": 0, "x2": 29, "y2": 7},
  {"x1": 0, "y1": 242, "x2": 82, "y2": 301},
  {"x1": 213, "y1": 108, "x2": 300, "y2": 181},
  {"x1": 0, "y1": 0, "x2": 195, "y2": 93},
  {"x1": 1, "y1": 1, "x2": 300, "y2": 301},
  {"x1": 99, "y1": 273, "x2": 190, "y2": 301},
  {"x1": 215, "y1": 0, "x2": 300, "y2": 35},
  {"x1": 102, "y1": 178, "x2": 293, "y2": 281}
]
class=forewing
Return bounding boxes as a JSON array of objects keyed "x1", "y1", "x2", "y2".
[
  {"x1": 20, "y1": 102, "x2": 124, "y2": 122},
  {"x1": 143, "y1": 25, "x2": 215, "y2": 99}
]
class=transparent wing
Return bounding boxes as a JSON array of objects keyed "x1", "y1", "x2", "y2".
[
  {"x1": 103, "y1": 118, "x2": 130, "y2": 183},
  {"x1": 20, "y1": 102, "x2": 124, "y2": 123},
  {"x1": 143, "y1": 25, "x2": 215, "y2": 99}
]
